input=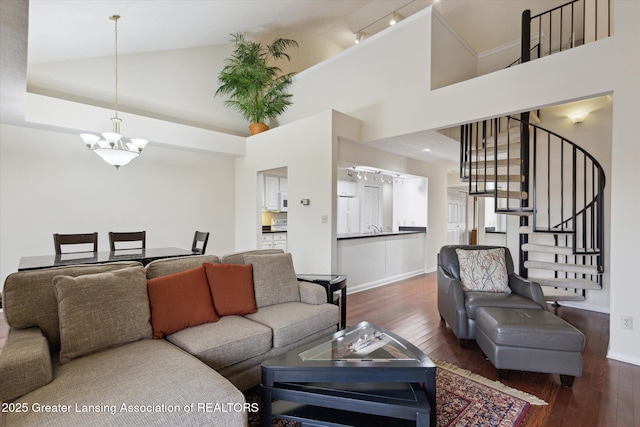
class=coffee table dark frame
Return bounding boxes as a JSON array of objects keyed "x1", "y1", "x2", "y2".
[{"x1": 261, "y1": 321, "x2": 436, "y2": 427}]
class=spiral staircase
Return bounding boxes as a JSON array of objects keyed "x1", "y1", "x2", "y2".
[{"x1": 459, "y1": 0, "x2": 610, "y2": 303}]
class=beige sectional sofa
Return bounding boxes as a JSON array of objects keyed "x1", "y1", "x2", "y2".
[{"x1": 0, "y1": 249, "x2": 339, "y2": 426}]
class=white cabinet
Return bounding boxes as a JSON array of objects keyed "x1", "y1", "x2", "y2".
[
  {"x1": 337, "y1": 180, "x2": 358, "y2": 197},
  {"x1": 264, "y1": 176, "x2": 280, "y2": 211},
  {"x1": 263, "y1": 176, "x2": 288, "y2": 211},
  {"x1": 337, "y1": 196, "x2": 360, "y2": 234},
  {"x1": 261, "y1": 232, "x2": 287, "y2": 251}
]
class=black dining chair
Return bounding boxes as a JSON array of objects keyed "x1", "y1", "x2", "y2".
[
  {"x1": 191, "y1": 231, "x2": 210, "y2": 254},
  {"x1": 109, "y1": 231, "x2": 146, "y2": 251},
  {"x1": 53, "y1": 232, "x2": 98, "y2": 255}
]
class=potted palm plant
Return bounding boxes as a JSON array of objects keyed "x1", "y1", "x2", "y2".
[{"x1": 215, "y1": 33, "x2": 298, "y2": 135}]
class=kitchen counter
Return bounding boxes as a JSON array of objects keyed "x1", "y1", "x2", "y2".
[
  {"x1": 337, "y1": 228, "x2": 427, "y2": 293},
  {"x1": 337, "y1": 230, "x2": 425, "y2": 240}
]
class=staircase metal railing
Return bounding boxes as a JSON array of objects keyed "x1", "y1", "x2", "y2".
[
  {"x1": 460, "y1": 115, "x2": 605, "y2": 289},
  {"x1": 521, "y1": 0, "x2": 612, "y2": 65}
]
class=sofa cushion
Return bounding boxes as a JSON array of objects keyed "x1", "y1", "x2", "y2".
[
  {"x1": 3, "y1": 262, "x2": 141, "y2": 352},
  {"x1": 456, "y1": 248, "x2": 511, "y2": 293},
  {"x1": 166, "y1": 316, "x2": 272, "y2": 370},
  {"x1": 465, "y1": 292, "x2": 543, "y2": 319},
  {"x1": 245, "y1": 253, "x2": 300, "y2": 308},
  {"x1": 147, "y1": 265, "x2": 218, "y2": 339},
  {"x1": 204, "y1": 263, "x2": 257, "y2": 316},
  {"x1": 220, "y1": 249, "x2": 284, "y2": 265},
  {"x1": 5, "y1": 339, "x2": 246, "y2": 426},
  {"x1": 145, "y1": 254, "x2": 220, "y2": 279},
  {"x1": 245, "y1": 302, "x2": 338, "y2": 348},
  {"x1": 53, "y1": 266, "x2": 152, "y2": 364}
]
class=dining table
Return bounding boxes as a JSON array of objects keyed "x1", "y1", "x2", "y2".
[{"x1": 17, "y1": 247, "x2": 197, "y2": 271}]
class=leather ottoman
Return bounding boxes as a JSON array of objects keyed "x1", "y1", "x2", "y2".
[{"x1": 475, "y1": 307, "x2": 585, "y2": 387}]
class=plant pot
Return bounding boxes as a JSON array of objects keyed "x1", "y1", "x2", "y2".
[{"x1": 249, "y1": 123, "x2": 269, "y2": 135}]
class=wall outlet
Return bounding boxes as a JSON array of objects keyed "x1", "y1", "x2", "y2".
[
  {"x1": 321, "y1": 215, "x2": 328, "y2": 224},
  {"x1": 621, "y1": 315, "x2": 633, "y2": 330}
]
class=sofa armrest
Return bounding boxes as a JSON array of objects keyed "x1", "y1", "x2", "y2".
[
  {"x1": 509, "y1": 274, "x2": 549, "y2": 311},
  {"x1": 0, "y1": 327, "x2": 53, "y2": 402},
  {"x1": 299, "y1": 281, "x2": 327, "y2": 305},
  {"x1": 437, "y1": 265, "x2": 469, "y2": 339}
]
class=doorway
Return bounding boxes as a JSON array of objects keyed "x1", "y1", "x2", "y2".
[{"x1": 447, "y1": 189, "x2": 467, "y2": 245}]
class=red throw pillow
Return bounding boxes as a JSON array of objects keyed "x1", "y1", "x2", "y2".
[
  {"x1": 204, "y1": 263, "x2": 257, "y2": 316},
  {"x1": 147, "y1": 265, "x2": 218, "y2": 339}
]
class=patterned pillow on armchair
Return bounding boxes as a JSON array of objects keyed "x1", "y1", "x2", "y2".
[{"x1": 455, "y1": 248, "x2": 511, "y2": 293}]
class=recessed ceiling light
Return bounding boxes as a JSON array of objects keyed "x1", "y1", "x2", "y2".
[{"x1": 422, "y1": 148, "x2": 432, "y2": 152}]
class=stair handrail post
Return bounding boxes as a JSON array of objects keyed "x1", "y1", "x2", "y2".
[
  {"x1": 519, "y1": 112, "x2": 531, "y2": 277},
  {"x1": 521, "y1": 9, "x2": 532, "y2": 64}
]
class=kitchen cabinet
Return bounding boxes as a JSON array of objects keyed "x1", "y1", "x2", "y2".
[
  {"x1": 264, "y1": 176, "x2": 280, "y2": 211},
  {"x1": 337, "y1": 196, "x2": 360, "y2": 234},
  {"x1": 263, "y1": 175, "x2": 288, "y2": 211},
  {"x1": 261, "y1": 233, "x2": 287, "y2": 251},
  {"x1": 337, "y1": 180, "x2": 358, "y2": 197}
]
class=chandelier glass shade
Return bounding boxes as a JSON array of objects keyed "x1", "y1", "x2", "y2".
[{"x1": 80, "y1": 15, "x2": 148, "y2": 169}]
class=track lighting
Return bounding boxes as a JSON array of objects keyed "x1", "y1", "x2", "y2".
[{"x1": 353, "y1": 0, "x2": 415, "y2": 45}]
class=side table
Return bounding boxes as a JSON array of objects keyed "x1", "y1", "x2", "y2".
[{"x1": 296, "y1": 274, "x2": 347, "y2": 330}]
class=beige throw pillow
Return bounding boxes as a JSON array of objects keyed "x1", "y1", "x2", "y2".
[
  {"x1": 245, "y1": 253, "x2": 300, "y2": 308},
  {"x1": 53, "y1": 266, "x2": 152, "y2": 363}
]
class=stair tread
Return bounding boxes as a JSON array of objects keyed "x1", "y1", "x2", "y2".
[
  {"x1": 524, "y1": 260, "x2": 600, "y2": 275},
  {"x1": 466, "y1": 158, "x2": 521, "y2": 168},
  {"x1": 469, "y1": 174, "x2": 525, "y2": 183},
  {"x1": 529, "y1": 277, "x2": 602, "y2": 290},
  {"x1": 497, "y1": 209, "x2": 534, "y2": 216},
  {"x1": 519, "y1": 226, "x2": 574, "y2": 234},
  {"x1": 522, "y1": 243, "x2": 601, "y2": 255},
  {"x1": 496, "y1": 190, "x2": 528, "y2": 200},
  {"x1": 541, "y1": 287, "x2": 586, "y2": 302}
]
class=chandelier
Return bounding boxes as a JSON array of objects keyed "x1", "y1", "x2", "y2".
[{"x1": 79, "y1": 15, "x2": 148, "y2": 169}]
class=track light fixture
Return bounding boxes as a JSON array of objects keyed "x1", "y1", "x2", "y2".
[{"x1": 353, "y1": 0, "x2": 415, "y2": 44}]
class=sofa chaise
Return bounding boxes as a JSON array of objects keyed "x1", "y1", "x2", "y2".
[{"x1": 0, "y1": 249, "x2": 339, "y2": 426}]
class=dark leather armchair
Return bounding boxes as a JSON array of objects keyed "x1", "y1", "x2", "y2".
[{"x1": 437, "y1": 245, "x2": 547, "y2": 345}]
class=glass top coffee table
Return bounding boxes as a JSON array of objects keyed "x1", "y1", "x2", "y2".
[{"x1": 261, "y1": 321, "x2": 436, "y2": 426}]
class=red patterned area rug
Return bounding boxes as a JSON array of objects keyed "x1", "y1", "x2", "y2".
[
  {"x1": 247, "y1": 359, "x2": 546, "y2": 427},
  {"x1": 435, "y1": 359, "x2": 546, "y2": 427}
]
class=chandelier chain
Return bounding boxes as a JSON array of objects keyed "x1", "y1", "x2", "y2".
[{"x1": 111, "y1": 15, "x2": 120, "y2": 118}]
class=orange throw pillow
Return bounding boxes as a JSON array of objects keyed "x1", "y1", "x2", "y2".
[
  {"x1": 204, "y1": 263, "x2": 257, "y2": 316},
  {"x1": 147, "y1": 265, "x2": 218, "y2": 339}
]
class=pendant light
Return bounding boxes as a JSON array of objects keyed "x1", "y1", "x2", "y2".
[{"x1": 79, "y1": 15, "x2": 148, "y2": 169}]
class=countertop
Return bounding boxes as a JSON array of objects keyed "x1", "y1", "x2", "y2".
[{"x1": 337, "y1": 228, "x2": 426, "y2": 240}]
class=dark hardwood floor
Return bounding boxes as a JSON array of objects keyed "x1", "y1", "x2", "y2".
[
  {"x1": 0, "y1": 272, "x2": 637, "y2": 426},
  {"x1": 346, "y1": 273, "x2": 638, "y2": 427}
]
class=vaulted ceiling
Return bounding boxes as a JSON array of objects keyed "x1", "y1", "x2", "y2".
[{"x1": 3, "y1": 0, "x2": 575, "y2": 167}]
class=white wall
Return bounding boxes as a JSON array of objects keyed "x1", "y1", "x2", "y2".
[
  {"x1": 430, "y1": 9, "x2": 478, "y2": 89},
  {"x1": 0, "y1": 124, "x2": 237, "y2": 286},
  {"x1": 235, "y1": 110, "x2": 361, "y2": 274}
]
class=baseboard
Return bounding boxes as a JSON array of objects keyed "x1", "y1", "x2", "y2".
[
  {"x1": 347, "y1": 270, "x2": 426, "y2": 295},
  {"x1": 553, "y1": 301, "x2": 610, "y2": 314},
  {"x1": 606, "y1": 351, "x2": 640, "y2": 367}
]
